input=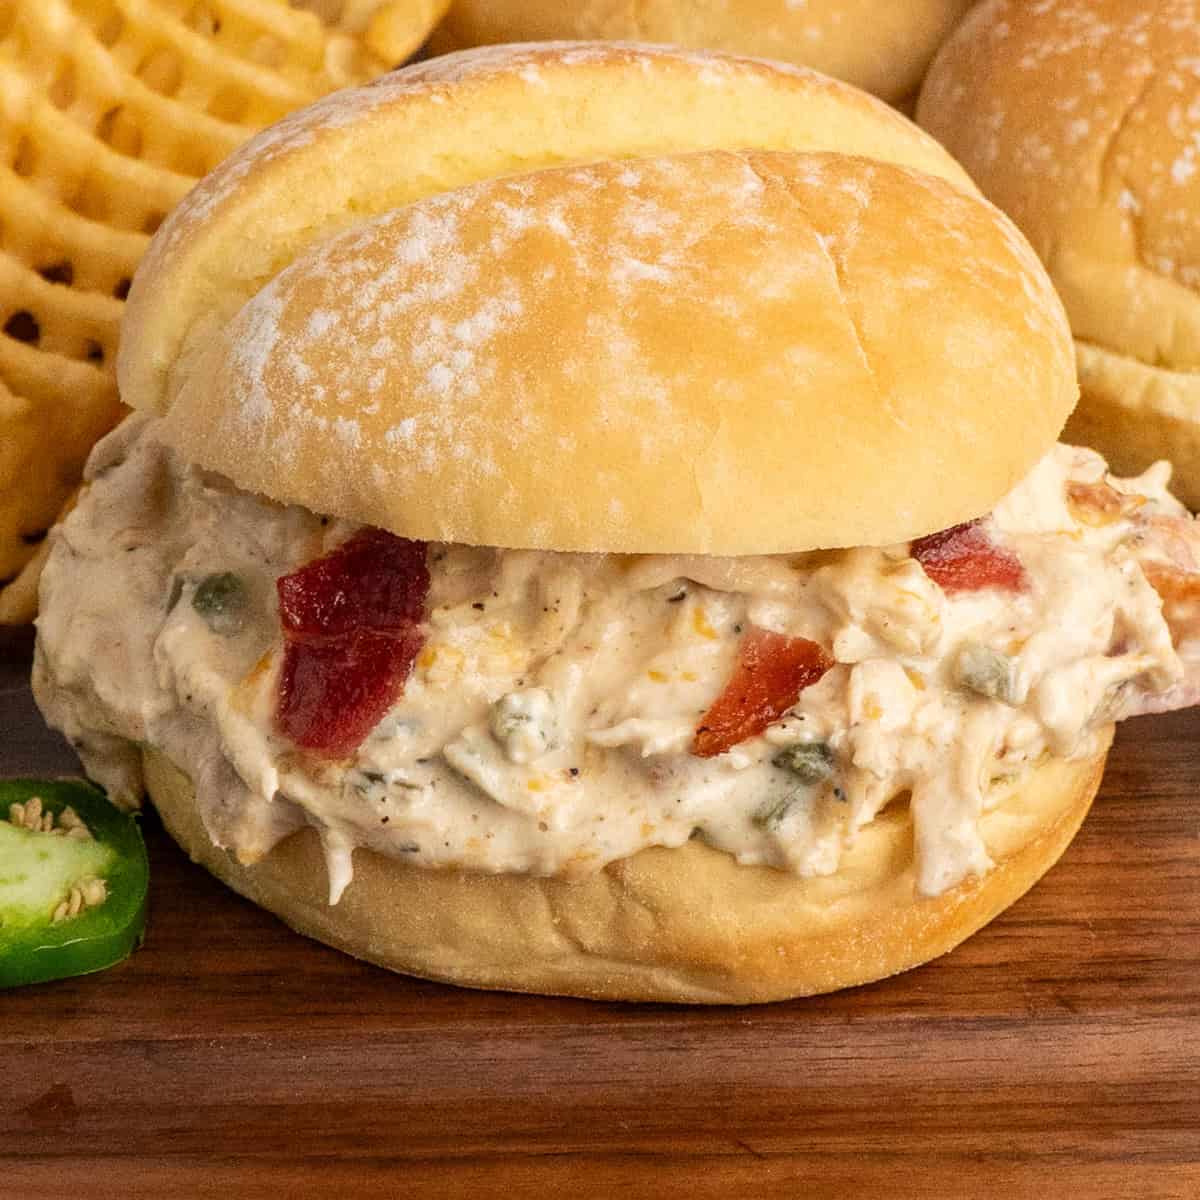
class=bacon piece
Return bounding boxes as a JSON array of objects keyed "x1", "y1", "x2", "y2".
[
  {"x1": 1141, "y1": 514, "x2": 1200, "y2": 576},
  {"x1": 276, "y1": 530, "x2": 429, "y2": 757},
  {"x1": 1066, "y1": 480, "x2": 1145, "y2": 527},
  {"x1": 277, "y1": 631, "x2": 425, "y2": 758},
  {"x1": 910, "y1": 520, "x2": 1027, "y2": 594},
  {"x1": 1143, "y1": 561, "x2": 1200, "y2": 648},
  {"x1": 692, "y1": 627, "x2": 833, "y2": 758},
  {"x1": 278, "y1": 528, "x2": 428, "y2": 639},
  {"x1": 1143, "y1": 561, "x2": 1200, "y2": 606},
  {"x1": 1127, "y1": 506, "x2": 1200, "y2": 647}
]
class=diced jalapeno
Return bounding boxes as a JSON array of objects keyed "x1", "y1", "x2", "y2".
[
  {"x1": 349, "y1": 768, "x2": 421, "y2": 799},
  {"x1": 754, "y1": 795, "x2": 799, "y2": 831},
  {"x1": 956, "y1": 642, "x2": 1020, "y2": 705},
  {"x1": 772, "y1": 741, "x2": 836, "y2": 784},
  {"x1": 192, "y1": 572, "x2": 247, "y2": 635},
  {"x1": 0, "y1": 779, "x2": 148, "y2": 988},
  {"x1": 490, "y1": 688, "x2": 558, "y2": 764},
  {"x1": 350, "y1": 769, "x2": 387, "y2": 798}
]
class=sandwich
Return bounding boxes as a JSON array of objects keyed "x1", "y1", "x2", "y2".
[
  {"x1": 32, "y1": 44, "x2": 1200, "y2": 1002},
  {"x1": 918, "y1": 0, "x2": 1200, "y2": 509}
]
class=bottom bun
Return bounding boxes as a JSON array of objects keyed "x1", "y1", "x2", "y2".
[
  {"x1": 143, "y1": 734, "x2": 1111, "y2": 1004},
  {"x1": 1066, "y1": 341, "x2": 1200, "y2": 512}
]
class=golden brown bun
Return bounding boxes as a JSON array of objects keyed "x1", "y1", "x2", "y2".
[
  {"x1": 119, "y1": 42, "x2": 976, "y2": 423},
  {"x1": 429, "y1": 1, "x2": 977, "y2": 104},
  {"x1": 918, "y1": 0, "x2": 1200, "y2": 502},
  {"x1": 159, "y1": 148, "x2": 1075, "y2": 555},
  {"x1": 144, "y1": 730, "x2": 1111, "y2": 1003}
]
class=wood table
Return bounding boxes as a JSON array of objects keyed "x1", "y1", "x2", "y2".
[{"x1": 3, "y1": 628, "x2": 1198, "y2": 1197}]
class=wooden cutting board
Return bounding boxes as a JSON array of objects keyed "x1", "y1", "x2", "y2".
[{"x1": 3, "y1": 631, "x2": 1198, "y2": 1198}]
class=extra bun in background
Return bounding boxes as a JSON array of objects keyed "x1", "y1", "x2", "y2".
[
  {"x1": 428, "y1": 1, "x2": 979, "y2": 106},
  {"x1": 918, "y1": 0, "x2": 1200, "y2": 509}
]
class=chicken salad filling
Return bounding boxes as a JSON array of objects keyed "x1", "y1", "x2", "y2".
[{"x1": 34, "y1": 416, "x2": 1200, "y2": 903}]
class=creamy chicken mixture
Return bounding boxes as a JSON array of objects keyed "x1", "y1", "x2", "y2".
[{"x1": 34, "y1": 416, "x2": 1200, "y2": 903}]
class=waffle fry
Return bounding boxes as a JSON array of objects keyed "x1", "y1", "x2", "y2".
[{"x1": 0, "y1": 0, "x2": 449, "y2": 620}]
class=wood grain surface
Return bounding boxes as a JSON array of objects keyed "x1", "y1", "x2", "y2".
[{"x1": 2, "y1": 632, "x2": 1198, "y2": 1198}]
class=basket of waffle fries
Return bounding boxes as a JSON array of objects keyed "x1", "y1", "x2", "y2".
[{"x1": 0, "y1": 0, "x2": 448, "y2": 622}]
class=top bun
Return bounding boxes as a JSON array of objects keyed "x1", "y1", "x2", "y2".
[
  {"x1": 429, "y1": 1, "x2": 978, "y2": 105},
  {"x1": 123, "y1": 43, "x2": 1074, "y2": 555},
  {"x1": 918, "y1": 1, "x2": 1200, "y2": 503}
]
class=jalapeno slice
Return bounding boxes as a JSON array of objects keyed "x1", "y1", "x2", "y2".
[{"x1": 0, "y1": 779, "x2": 148, "y2": 988}]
